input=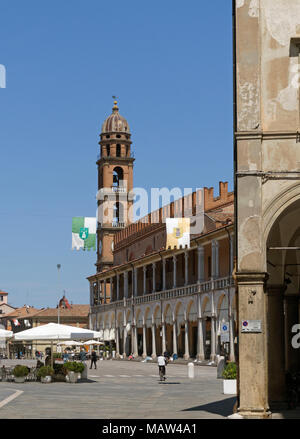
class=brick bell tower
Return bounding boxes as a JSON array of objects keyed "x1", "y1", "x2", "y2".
[{"x1": 96, "y1": 100, "x2": 134, "y2": 273}]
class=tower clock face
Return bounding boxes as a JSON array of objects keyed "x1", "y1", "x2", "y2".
[{"x1": 99, "y1": 240, "x2": 102, "y2": 255}]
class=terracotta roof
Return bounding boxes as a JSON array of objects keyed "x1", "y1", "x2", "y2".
[
  {"x1": 0, "y1": 291, "x2": 8, "y2": 295},
  {"x1": 5, "y1": 306, "x2": 41, "y2": 319},
  {"x1": 32, "y1": 304, "x2": 90, "y2": 319}
]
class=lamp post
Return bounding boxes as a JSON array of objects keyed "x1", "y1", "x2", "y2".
[{"x1": 57, "y1": 264, "x2": 61, "y2": 324}]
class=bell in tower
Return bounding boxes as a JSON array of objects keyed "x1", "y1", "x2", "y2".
[{"x1": 96, "y1": 100, "x2": 135, "y2": 273}]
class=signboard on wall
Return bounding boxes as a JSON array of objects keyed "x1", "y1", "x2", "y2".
[
  {"x1": 241, "y1": 320, "x2": 262, "y2": 333},
  {"x1": 221, "y1": 322, "x2": 229, "y2": 343}
]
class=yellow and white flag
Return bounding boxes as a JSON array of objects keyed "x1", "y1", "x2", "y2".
[{"x1": 166, "y1": 218, "x2": 190, "y2": 249}]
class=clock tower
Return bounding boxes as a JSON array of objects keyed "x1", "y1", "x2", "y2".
[{"x1": 96, "y1": 100, "x2": 134, "y2": 273}]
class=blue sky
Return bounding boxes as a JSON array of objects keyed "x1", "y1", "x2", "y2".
[{"x1": 0, "y1": 1, "x2": 233, "y2": 308}]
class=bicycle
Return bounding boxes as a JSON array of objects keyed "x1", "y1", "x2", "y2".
[{"x1": 159, "y1": 365, "x2": 166, "y2": 381}]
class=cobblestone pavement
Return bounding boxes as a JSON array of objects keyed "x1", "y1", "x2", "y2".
[{"x1": 0, "y1": 360, "x2": 236, "y2": 419}]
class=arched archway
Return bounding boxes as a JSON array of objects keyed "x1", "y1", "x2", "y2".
[
  {"x1": 144, "y1": 307, "x2": 152, "y2": 356},
  {"x1": 266, "y1": 197, "x2": 300, "y2": 405},
  {"x1": 135, "y1": 308, "x2": 143, "y2": 356},
  {"x1": 153, "y1": 305, "x2": 162, "y2": 355},
  {"x1": 201, "y1": 295, "x2": 212, "y2": 360},
  {"x1": 186, "y1": 299, "x2": 197, "y2": 358},
  {"x1": 164, "y1": 304, "x2": 173, "y2": 354},
  {"x1": 175, "y1": 302, "x2": 185, "y2": 357},
  {"x1": 113, "y1": 166, "x2": 124, "y2": 187}
]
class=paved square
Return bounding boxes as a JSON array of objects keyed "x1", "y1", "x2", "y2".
[{"x1": 0, "y1": 360, "x2": 236, "y2": 419}]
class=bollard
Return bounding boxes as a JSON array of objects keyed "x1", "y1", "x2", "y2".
[
  {"x1": 188, "y1": 362, "x2": 194, "y2": 379},
  {"x1": 81, "y1": 362, "x2": 88, "y2": 380}
]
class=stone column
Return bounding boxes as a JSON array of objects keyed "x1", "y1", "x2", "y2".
[
  {"x1": 124, "y1": 271, "x2": 128, "y2": 298},
  {"x1": 151, "y1": 323, "x2": 157, "y2": 358},
  {"x1": 143, "y1": 266, "x2": 147, "y2": 295},
  {"x1": 132, "y1": 316, "x2": 138, "y2": 357},
  {"x1": 152, "y1": 262, "x2": 156, "y2": 293},
  {"x1": 184, "y1": 319, "x2": 190, "y2": 360},
  {"x1": 142, "y1": 324, "x2": 147, "y2": 358},
  {"x1": 162, "y1": 319, "x2": 166, "y2": 354},
  {"x1": 122, "y1": 305, "x2": 127, "y2": 358},
  {"x1": 184, "y1": 251, "x2": 189, "y2": 286},
  {"x1": 115, "y1": 326, "x2": 120, "y2": 358},
  {"x1": 162, "y1": 258, "x2": 166, "y2": 290},
  {"x1": 210, "y1": 315, "x2": 216, "y2": 362},
  {"x1": 173, "y1": 256, "x2": 177, "y2": 288},
  {"x1": 123, "y1": 324, "x2": 127, "y2": 358},
  {"x1": 116, "y1": 274, "x2": 120, "y2": 301},
  {"x1": 197, "y1": 317, "x2": 205, "y2": 361},
  {"x1": 197, "y1": 246, "x2": 205, "y2": 283},
  {"x1": 172, "y1": 320, "x2": 178, "y2": 356},
  {"x1": 237, "y1": 272, "x2": 270, "y2": 418}
]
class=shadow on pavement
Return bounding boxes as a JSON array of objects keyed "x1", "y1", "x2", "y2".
[
  {"x1": 182, "y1": 397, "x2": 236, "y2": 417},
  {"x1": 158, "y1": 382, "x2": 181, "y2": 385}
]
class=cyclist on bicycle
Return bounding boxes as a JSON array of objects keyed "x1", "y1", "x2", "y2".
[{"x1": 158, "y1": 353, "x2": 168, "y2": 381}]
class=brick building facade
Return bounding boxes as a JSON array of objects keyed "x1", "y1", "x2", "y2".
[{"x1": 88, "y1": 103, "x2": 236, "y2": 361}]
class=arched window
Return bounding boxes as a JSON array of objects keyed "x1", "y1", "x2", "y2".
[
  {"x1": 113, "y1": 167, "x2": 124, "y2": 186},
  {"x1": 116, "y1": 144, "x2": 121, "y2": 157}
]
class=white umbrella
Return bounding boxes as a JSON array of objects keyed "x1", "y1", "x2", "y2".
[
  {"x1": 13, "y1": 323, "x2": 102, "y2": 367},
  {"x1": 0, "y1": 329, "x2": 13, "y2": 338},
  {"x1": 13, "y1": 323, "x2": 102, "y2": 341},
  {"x1": 83, "y1": 340, "x2": 104, "y2": 346},
  {"x1": 57, "y1": 340, "x2": 83, "y2": 346}
]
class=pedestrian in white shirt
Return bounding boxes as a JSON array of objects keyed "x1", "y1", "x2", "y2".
[{"x1": 157, "y1": 355, "x2": 167, "y2": 381}]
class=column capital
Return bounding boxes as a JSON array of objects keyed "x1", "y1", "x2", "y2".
[
  {"x1": 143, "y1": 265, "x2": 147, "y2": 273},
  {"x1": 173, "y1": 255, "x2": 177, "y2": 262},
  {"x1": 235, "y1": 271, "x2": 269, "y2": 285}
]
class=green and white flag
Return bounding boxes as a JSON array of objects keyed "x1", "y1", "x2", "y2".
[{"x1": 72, "y1": 217, "x2": 96, "y2": 251}]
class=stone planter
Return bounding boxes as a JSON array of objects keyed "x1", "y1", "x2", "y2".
[
  {"x1": 67, "y1": 371, "x2": 78, "y2": 383},
  {"x1": 41, "y1": 375, "x2": 52, "y2": 384},
  {"x1": 14, "y1": 376, "x2": 26, "y2": 383},
  {"x1": 223, "y1": 379, "x2": 237, "y2": 395}
]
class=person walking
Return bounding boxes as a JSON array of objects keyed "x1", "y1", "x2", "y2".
[
  {"x1": 90, "y1": 350, "x2": 97, "y2": 369},
  {"x1": 80, "y1": 348, "x2": 87, "y2": 362}
]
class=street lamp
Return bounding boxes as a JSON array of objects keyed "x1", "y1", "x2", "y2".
[{"x1": 57, "y1": 264, "x2": 61, "y2": 324}]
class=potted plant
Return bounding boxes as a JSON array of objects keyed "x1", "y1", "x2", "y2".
[
  {"x1": 53, "y1": 363, "x2": 67, "y2": 382},
  {"x1": 13, "y1": 365, "x2": 29, "y2": 383},
  {"x1": 37, "y1": 366, "x2": 54, "y2": 383},
  {"x1": 64, "y1": 361, "x2": 84, "y2": 383},
  {"x1": 222, "y1": 362, "x2": 237, "y2": 395}
]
